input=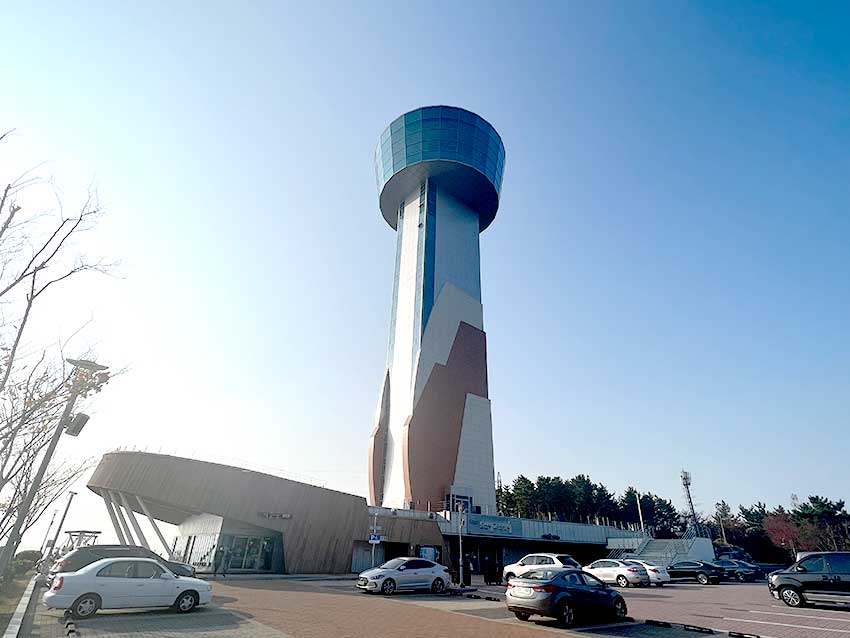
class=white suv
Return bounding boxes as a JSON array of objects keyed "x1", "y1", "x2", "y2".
[{"x1": 502, "y1": 553, "x2": 580, "y2": 582}]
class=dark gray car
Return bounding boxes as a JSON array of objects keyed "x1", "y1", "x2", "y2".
[{"x1": 505, "y1": 568, "x2": 627, "y2": 626}]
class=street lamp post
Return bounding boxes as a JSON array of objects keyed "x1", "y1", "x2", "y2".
[
  {"x1": 38, "y1": 510, "x2": 58, "y2": 555},
  {"x1": 45, "y1": 492, "x2": 76, "y2": 559},
  {"x1": 0, "y1": 358, "x2": 107, "y2": 576}
]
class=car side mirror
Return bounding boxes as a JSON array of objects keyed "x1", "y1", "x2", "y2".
[
  {"x1": 160, "y1": 572, "x2": 175, "y2": 580},
  {"x1": 518, "y1": 562, "x2": 525, "y2": 566},
  {"x1": 795, "y1": 565, "x2": 807, "y2": 573},
  {"x1": 398, "y1": 565, "x2": 406, "y2": 571}
]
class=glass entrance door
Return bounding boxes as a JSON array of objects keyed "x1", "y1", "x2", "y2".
[
  {"x1": 243, "y1": 537, "x2": 261, "y2": 570},
  {"x1": 229, "y1": 536, "x2": 247, "y2": 570}
]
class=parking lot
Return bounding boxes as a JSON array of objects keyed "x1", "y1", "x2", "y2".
[{"x1": 22, "y1": 577, "x2": 850, "y2": 638}]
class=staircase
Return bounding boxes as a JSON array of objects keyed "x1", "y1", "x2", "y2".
[{"x1": 609, "y1": 527, "x2": 712, "y2": 567}]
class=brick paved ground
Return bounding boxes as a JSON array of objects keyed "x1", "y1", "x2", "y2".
[
  {"x1": 23, "y1": 577, "x2": 850, "y2": 638},
  {"x1": 29, "y1": 594, "x2": 288, "y2": 638}
]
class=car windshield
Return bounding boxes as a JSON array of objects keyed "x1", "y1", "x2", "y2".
[
  {"x1": 379, "y1": 559, "x2": 406, "y2": 570},
  {"x1": 556, "y1": 555, "x2": 577, "y2": 565}
]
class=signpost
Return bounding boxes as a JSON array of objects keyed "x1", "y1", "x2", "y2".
[
  {"x1": 457, "y1": 502, "x2": 466, "y2": 587},
  {"x1": 369, "y1": 512, "x2": 382, "y2": 568}
]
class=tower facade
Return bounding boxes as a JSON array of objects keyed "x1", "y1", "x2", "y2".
[{"x1": 368, "y1": 106, "x2": 505, "y2": 514}]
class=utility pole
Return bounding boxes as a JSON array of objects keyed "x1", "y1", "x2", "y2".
[
  {"x1": 45, "y1": 492, "x2": 76, "y2": 559},
  {"x1": 681, "y1": 470, "x2": 697, "y2": 528},
  {"x1": 635, "y1": 492, "x2": 645, "y2": 534},
  {"x1": 39, "y1": 510, "x2": 58, "y2": 555},
  {"x1": 717, "y1": 513, "x2": 727, "y2": 544}
]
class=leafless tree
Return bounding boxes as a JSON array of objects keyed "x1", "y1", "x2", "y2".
[{"x1": 0, "y1": 130, "x2": 112, "y2": 549}]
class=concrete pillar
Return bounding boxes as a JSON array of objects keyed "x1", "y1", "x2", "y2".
[
  {"x1": 119, "y1": 492, "x2": 150, "y2": 549},
  {"x1": 110, "y1": 491, "x2": 136, "y2": 545},
  {"x1": 102, "y1": 492, "x2": 126, "y2": 544},
  {"x1": 136, "y1": 495, "x2": 173, "y2": 558}
]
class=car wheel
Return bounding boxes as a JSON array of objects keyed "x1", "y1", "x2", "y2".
[
  {"x1": 505, "y1": 572, "x2": 515, "y2": 582},
  {"x1": 616, "y1": 575, "x2": 629, "y2": 588},
  {"x1": 381, "y1": 578, "x2": 396, "y2": 595},
  {"x1": 174, "y1": 591, "x2": 198, "y2": 613},
  {"x1": 655, "y1": 583, "x2": 665, "y2": 587},
  {"x1": 70, "y1": 594, "x2": 100, "y2": 619},
  {"x1": 696, "y1": 573, "x2": 709, "y2": 585},
  {"x1": 514, "y1": 611, "x2": 530, "y2": 621},
  {"x1": 779, "y1": 586, "x2": 804, "y2": 608},
  {"x1": 558, "y1": 601, "x2": 575, "y2": 627},
  {"x1": 736, "y1": 573, "x2": 746, "y2": 582},
  {"x1": 613, "y1": 597, "x2": 628, "y2": 619},
  {"x1": 431, "y1": 577, "x2": 446, "y2": 594}
]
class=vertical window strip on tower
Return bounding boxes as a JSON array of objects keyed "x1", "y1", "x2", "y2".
[
  {"x1": 422, "y1": 180, "x2": 436, "y2": 332},
  {"x1": 411, "y1": 183, "x2": 427, "y2": 375},
  {"x1": 386, "y1": 201, "x2": 404, "y2": 368}
]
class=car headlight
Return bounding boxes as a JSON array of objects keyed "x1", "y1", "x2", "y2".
[{"x1": 369, "y1": 574, "x2": 385, "y2": 580}]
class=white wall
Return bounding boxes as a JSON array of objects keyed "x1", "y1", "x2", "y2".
[
  {"x1": 452, "y1": 394, "x2": 497, "y2": 514},
  {"x1": 382, "y1": 186, "x2": 423, "y2": 507}
]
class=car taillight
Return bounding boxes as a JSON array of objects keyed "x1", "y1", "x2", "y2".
[
  {"x1": 52, "y1": 576, "x2": 64, "y2": 591},
  {"x1": 506, "y1": 582, "x2": 514, "y2": 588},
  {"x1": 532, "y1": 584, "x2": 558, "y2": 592},
  {"x1": 54, "y1": 560, "x2": 68, "y2": 570},
  {"x1": 627, "y1": 567, "x2": 639, "y2": 573},
  {"x1": 649, "y1": 568, "x2": 659, "y2": 573}
]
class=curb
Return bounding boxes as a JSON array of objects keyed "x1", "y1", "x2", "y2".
[{"x1": 2, "y1": 576, "x2": 39, "y2": 638}]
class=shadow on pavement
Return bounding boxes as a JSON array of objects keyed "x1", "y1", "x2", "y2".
[{"x1": 71, "y1": 606, "x2": 252, "y2": 635}]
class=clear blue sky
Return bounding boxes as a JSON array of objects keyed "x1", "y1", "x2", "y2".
[{"x1": 3, "y1": 1, "x2": 849, "y2": 547}]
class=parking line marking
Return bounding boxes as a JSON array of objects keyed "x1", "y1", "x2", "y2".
[
  {"x1": 772, "y1": 605, "x2": 850, "y2": 615},
  {"x1": 751, "y1": 610, "x2": 850, "y2": 623},
  {"x1": 724, "y1": 617, "x2": 850, "y2": 633}
]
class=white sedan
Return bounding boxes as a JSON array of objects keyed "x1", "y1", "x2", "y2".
[
  {"x1": 43, "y1": 557, "x2": 212, "y2": 619},
  {"x1": 583, "y1": 559, "x2": 650, "y2": 587},
  {"x1": 624, "y1": 559, "x2": 671, "y2": 586}
]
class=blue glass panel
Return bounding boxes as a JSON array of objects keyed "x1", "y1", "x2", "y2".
[
  {"x1": 422, "y1": 106, "x2": 440, "y2": 119},
  {"x1": 390, "y1": 117, "x2": 404, "y2": 133},
  {"x1": 404, "y1": 110, "x2": 422, "y2": 124},
  {"x1": 406, "y1": 131, "x2": 422, "y2": 144},
  {"x1": 422, "y1": 118, "x2": 440, "y2": 130},
  {"x1": 405, "y1": 120, "x2": 422, "y2": 134}
]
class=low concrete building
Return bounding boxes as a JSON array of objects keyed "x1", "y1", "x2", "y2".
[{"x1": 87, "y1": 451, "x2": 641, "y2": 575}]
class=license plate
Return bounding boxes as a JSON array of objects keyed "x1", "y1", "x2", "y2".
[{"x1": 513, "y1": 586, "x2": 533, "y2": 598}]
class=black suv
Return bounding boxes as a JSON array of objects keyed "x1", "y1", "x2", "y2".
[
  {"x1": 769, "y1": 551, "x2": 850, "y2": 608},
  {"x1": 51, "y1": 545, "x2": 195, "y2": 578},
  {"x1": 667, "y1": 560, "x2": 724, "y2": 584}
]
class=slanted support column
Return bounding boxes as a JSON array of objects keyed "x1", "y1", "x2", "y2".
[
  {"x1": 136, "y1": 495, "x2": 173, "y2": 558},
  {"x1": 119, "y1": 492, "x2": 150, "y2": 549},
  {"x1": 110, "y1": 491, "x2": 135, "y2": 545},
  {"x1": 102, "y1": 492, "x2": 126, "y2": 544}
]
